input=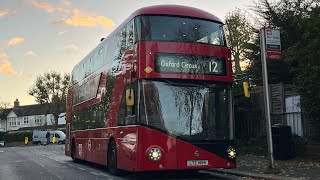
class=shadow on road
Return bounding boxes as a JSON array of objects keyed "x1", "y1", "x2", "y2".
[{"x1": 75, "y1": 160, "x2": 220, "y2": 180}]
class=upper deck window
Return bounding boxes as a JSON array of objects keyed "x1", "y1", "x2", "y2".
[{"x1": 135, "y1": 15, "x2": 226, "y2": 46}]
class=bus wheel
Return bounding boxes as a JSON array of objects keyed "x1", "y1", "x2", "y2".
[
  {"x1": 71, "y1": 140, "x2": 79, "y2": 163},
  {"x1": 108, "y1": 141, "x2": 120, "y2": 175}
]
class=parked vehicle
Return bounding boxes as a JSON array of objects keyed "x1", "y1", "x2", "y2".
[
  {"x1": 0, "y1": 140, "x2": 4, "y2": 147},
  {"x1": 33, "y1": 130, "x2": 66, "y2": 145}
]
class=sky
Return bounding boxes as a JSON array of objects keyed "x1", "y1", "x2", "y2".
[{"x1": 0, "y1": 0, "x2": 254, "y2": 106}]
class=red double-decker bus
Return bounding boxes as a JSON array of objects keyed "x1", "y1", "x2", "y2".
[{"x1": 65, "y1": 5, "x2": 235, "y2": 174}]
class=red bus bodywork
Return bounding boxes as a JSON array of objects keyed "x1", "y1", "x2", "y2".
[{"x1": 65, "y1": 5, "x2": 235, "y2": 172}]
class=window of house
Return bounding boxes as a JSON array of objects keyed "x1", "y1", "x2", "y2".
[
  {"x1": 9, "y1": 118, "x2": 12, "y2": 126},
  {"x1": 24, "y1": 117, "x2": 29, "y2": 124},
  {"x1": 17, "y1": 118, "x2": 21, "y2": 126},
  {"x1": 9, "y1": 118, "x2": 17, "y2": 126},
  {"x1": 35, "y1": 116, "x2": 42, "y2": 124}
]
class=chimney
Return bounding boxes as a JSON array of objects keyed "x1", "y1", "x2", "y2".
[{"x1": 14, "y1": 99, "x2": 20, "y2": 107}]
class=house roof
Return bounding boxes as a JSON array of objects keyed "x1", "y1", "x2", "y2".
[
  {"x1": 0, "y1": 109, "x2": 11, "y2": 119},
  {"x1": 11, "y1": 104, "x2": 50, "y2": 117}
]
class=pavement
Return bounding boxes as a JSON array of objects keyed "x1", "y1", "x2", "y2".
[{"x1": 211, "y1": 154, "x2": 320, "y2": 180}]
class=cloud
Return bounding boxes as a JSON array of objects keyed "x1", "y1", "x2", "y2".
[
  {"x1": 0, "y1": 9, "x2": 15, "y2": 18},
  {"x1": 31, "y1": 1, "x2": 71, "y2": 14},
  {"x1": 57, "y1": 30, "x2": 68, "y2": 36},
  {"x1": 60, "y1": 43, "x2": 79, "y2": 53},
  {"x1": 25, "y1": 50, "x2": 38, "y2": 57},
  {"x1": 7, "y1": 37, "x2": 25, "y2": 47},
  {"x1": 54, "y1": 9, "x2": 114, "y2": 28},
  {"x1": 0, "y1": 52, "x2": 8, "y2": 59},
  {"x1": 0, "y1": 59, "x2": 17, "y2": 74}
]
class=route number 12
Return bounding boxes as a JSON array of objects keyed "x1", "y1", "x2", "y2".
[{"x1": 209, "y1": 61, "x2": 218, "y2": 73}]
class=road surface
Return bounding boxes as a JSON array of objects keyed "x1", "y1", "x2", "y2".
[{"x1": 0, "y1": 145, "x2": 240, "y2": 180}]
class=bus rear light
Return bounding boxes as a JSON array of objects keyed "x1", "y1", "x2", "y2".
[{"x1": 147, "y1": 147, "x2": 163, "y2": 162}]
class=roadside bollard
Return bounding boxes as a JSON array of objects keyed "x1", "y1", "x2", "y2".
[
  {"x1": 52, "y1": 136, "x2": 56, "y2": 144},
  {"x1": 24, "y1": 137, "x2": 28, "y2": 145}
]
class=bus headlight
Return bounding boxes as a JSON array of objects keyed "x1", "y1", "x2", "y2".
[
  {"x1": 147, "y1": 147, "x2": 162, "y2": 161},
  {"x1": 227, "y1": 147, "x2": 236, "y2": 159}
]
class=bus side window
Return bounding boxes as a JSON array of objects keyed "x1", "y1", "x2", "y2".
[
  {"x1": 135, "y1": 16, "x2": 149, "y2": 41},
  {"x1": 117, "y1": 90, "x2": 126, "y2": 126},
  {"x1": 126, "y1": 20, "x2": 134, "y2": 48}
]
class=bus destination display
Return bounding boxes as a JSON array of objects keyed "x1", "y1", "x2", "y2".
[{"x1": 155, "y1": 53, "x2": 226, "y2": 75}]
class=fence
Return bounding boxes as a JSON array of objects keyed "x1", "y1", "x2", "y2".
[{"x1": 234, "y1": 83, "x2": 320, "y2": 140}]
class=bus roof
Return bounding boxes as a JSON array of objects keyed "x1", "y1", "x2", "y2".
[
  {"x1": 71, "y1": 5, "x2": 223, "y2": 78},
  {"x1": 131, "y1": 5, "x2": 222, "y2": 23},
  {"x1": 106, "y1": 5, "x2": 223, "y2": 45}
]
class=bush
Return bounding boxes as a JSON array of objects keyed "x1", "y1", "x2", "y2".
[
  {"x1": 236, "y1": 137, "x2": 268, "y2": 156},
  {"x1": 0, "y1": 132, "x2": 5, "y2": 141},
  {"x1": 5, "y1": 131, "x2": 33, "y2": 143}
]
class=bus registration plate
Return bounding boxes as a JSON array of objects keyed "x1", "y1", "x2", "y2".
[{"x1": 187, "y1": 160, "x2": 208, "y2": 166}]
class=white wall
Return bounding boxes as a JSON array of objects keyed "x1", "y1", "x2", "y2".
[
  {"x1": 0, "y1": 120, "x2": 4, "y2": 132},
  {"x1": 7, "y1": 111, "x2": 19, "y2": 131},
  {"x1": 44, "y1": 113, "x2": 66, "y2": 125}
]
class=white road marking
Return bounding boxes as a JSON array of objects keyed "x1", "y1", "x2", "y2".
[
  {"x1": 89, "y1": 171, "x2": 100, "y2": 176},
  {"x1": 28, "y1": 157, "x2": 45, "y2": 168},
  {"x1": 78, "y1": 167, "x2": 86, "y2": 171},
  {"x1": 0, "y1": 150, "x2": 4, "y2": 153},
  {"x1": 100, "y1": 173, "x2": 113, "y2": 178}
]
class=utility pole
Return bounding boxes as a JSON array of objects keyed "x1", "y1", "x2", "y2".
[{"x1": 260, "y1": 27, "x2": 280, "y2": 173}]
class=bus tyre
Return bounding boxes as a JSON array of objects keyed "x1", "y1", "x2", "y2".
[
  {"x1": 108, "y1": 141, "x2": 120, "y2": 175},
  {"x1": 71, "y1": 141, "x2": 79, "y2": 163}
]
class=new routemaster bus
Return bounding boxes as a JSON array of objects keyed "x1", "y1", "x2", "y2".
[{"x1": 65, "y1": 5, "x2": 236, "y2": 174}]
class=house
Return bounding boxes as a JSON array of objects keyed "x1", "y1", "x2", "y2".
[
  {"x1": 0, "y1": 99, "x2": 66, "y2": 132},
  {"x1": 0, "y1": 109, "x2": 11, "y2": 132}
]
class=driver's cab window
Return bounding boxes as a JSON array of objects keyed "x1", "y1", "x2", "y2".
[{"x1": 117, "y1": 82, "x2": 137, "y2": 126}]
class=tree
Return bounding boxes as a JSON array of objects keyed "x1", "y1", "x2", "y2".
[
  {"x1": 0, "y1": 99, "x2": 11, "y2": 125},
  {"x1": 29, "y1": 71, "x2": 70, "y2": 129},
  {"x1": 225, "y1": 8, "x2": 254, "y2": 74},
  {"x1": 244, "y1": 32, "x2": 292, "y2": 85},
  {"x1": 250, "y1": 0, "x2": 320, "y2": 117},
  {"x1": 285, "y1": 6, "x2": 320, "y2": 117},
  {"x1": 0, "y1": 99, "x2": 11, "y2": 110}
]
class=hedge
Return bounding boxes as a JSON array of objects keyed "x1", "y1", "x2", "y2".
[
  {"x1": 5, "y1": 131, "x2": 33, "y2": 143},
  {"x1": 0, "y1": 132, "x2": 5, "y2": 141}
]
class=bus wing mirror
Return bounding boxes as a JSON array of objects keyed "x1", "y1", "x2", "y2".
[{"x1": 126, "y1": 89, "x2": 134, "y2": 106}]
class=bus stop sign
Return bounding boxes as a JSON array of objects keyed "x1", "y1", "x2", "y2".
[{"x1": 265, "y1": 29, "x2": 282, "y2": 60}]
